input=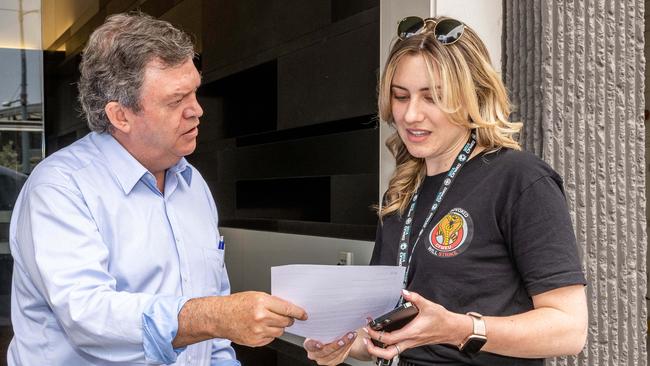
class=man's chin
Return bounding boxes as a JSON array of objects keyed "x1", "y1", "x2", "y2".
[{"x1": 179, "y1": 143, "x2": 197, "y2": 157}]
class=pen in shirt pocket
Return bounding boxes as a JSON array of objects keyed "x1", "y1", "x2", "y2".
[{"x1": 218, "y1": 235, "x2": 225, "y2": 250}]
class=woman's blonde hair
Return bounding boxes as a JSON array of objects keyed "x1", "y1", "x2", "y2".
[{"x1": 378, "y1": 17, "x2": 522, "y2": 219}]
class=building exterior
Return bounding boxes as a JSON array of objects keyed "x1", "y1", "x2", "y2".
[{"x1": 0, "y1": 0, "x2": 646, "y2": 365}]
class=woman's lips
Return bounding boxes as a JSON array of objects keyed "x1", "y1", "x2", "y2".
[{"x1": 405, "y1": 129, "x2": 430, "y2": 142}]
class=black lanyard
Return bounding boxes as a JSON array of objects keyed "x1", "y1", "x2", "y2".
[{"x1": 397, "y1": 132, "x2": 477, "y2": 292}]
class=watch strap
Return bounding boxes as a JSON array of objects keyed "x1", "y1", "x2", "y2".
[
  {"x1": 468, "y1": 312, "x2": 486, "y2": 336},
  {"x1": 458, "y1": 312, "x2": 487, "y2": 352}
]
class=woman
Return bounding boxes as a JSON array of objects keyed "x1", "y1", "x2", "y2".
[{"x1": 304, "y1": 16, "x2": 588, "y2": 366}]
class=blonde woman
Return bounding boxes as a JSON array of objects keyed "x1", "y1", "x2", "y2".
[{"x1": 304, "y1": 16, "x2": 587, "y2": 366}]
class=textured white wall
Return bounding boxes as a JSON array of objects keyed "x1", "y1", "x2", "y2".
[
  {"x1": 504, "y1": 1, "x2": 648, "y2": 365},
  {"x1": 645, "y1": 0, "x2": 650, "y2": 348}
]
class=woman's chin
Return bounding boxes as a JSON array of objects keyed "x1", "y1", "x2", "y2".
[{"x1": 405, "y1": 146, "x2": 434, "y2": 160}]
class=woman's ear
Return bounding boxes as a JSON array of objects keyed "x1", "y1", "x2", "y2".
[{"x1": 105, "y1": 101, "x2": 131, "y2": 133}]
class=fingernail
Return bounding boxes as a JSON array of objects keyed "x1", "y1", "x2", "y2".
[
  {"x1": 347, "y1": 332, "x2": 355, "y2": 340},
  {"x1": 316, "y1": 343, "x2": 322, "y2": 349},
  {"x1": 363, "y1": 327, "x2": 369, "y2": 334},
  {"x1": 337, "y1": 340, "x2": 345, "y2": 346},
  {"x1": 363, "y1": 338, "x2": 368, "y2": 346},
  {"x1": 402, "y1": 289, "x2": 410, "y2": 296}
]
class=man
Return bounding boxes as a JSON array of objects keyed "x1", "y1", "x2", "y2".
[{"x1": 8, "y1": 12, "x2": 306, "y2": 365}]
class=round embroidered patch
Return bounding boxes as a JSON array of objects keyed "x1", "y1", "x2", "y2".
[{"x1": 427, "y1": 208, "x2": 473, "y2": 258}]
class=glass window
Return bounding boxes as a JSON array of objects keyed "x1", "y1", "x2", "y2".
[{"x1": 0, "y1": 0, "x2": 43, "y2": 356}]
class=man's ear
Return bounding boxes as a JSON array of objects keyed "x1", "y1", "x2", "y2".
[{"x1": 105, "y1": 102, "x2": 131, "y2": 133}]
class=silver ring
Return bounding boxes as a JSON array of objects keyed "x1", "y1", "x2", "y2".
[
  {"x1": 394, "y1": 344, "x2": 401, "y2": 355},
  {"x1": 378, "y1": 330, "x2": 385, "y2": 342}
]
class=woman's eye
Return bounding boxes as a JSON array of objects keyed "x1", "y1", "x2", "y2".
[{"x1": 393, "y1": 95, "x2": 409, "y2": 101}]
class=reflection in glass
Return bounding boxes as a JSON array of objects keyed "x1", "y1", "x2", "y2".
[{"x1": 0, "y1": 0, "x2": 43, "y2": 357}]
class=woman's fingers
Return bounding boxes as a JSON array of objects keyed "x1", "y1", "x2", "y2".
[
  {"x1": 304, "y1": 332, "x2": 357, "y2": 365},
  {"x1": 363, "y1": 338, "x2": 402, "y2": 361},
  {"x1": 303, "y1": 338, "x2": 323, "y2": 352}
]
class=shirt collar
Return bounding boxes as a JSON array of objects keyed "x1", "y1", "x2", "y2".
[
  {"x1": 90, "y1": 132, "x2": 193, "y2": 194},
  {"x1": 169, "y1": 157, "x2": 193, "y2": 187}
]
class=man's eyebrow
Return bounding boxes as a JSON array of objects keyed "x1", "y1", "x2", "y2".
[{"x1": 167, "y1": 87, "x2": 199, "y2": 100}]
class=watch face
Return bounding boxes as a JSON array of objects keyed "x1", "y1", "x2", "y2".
[{"x1": 462, "y1": 335, "x2": 487, "y2": 354}]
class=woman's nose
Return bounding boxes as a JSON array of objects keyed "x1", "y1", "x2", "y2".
[{"x1": 403, "y1": 99, "x2": 422, "y2": 123}]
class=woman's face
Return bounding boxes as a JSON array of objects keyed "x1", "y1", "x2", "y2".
[{"x1": 390, "y1": 53, "x2": 469, "y2": 174}]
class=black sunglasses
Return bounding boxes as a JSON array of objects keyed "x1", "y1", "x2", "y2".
[{"x1": 397, "y1": 16, "x2": 465, "y2": 45}]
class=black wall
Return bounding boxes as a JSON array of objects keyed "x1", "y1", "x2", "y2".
[{"x1": 193, "y1": 0, "x2": 380, "y2": 240}]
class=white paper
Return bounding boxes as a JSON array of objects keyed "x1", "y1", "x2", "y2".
[{"x1": 271, "y1": 264, "x2": 405, "y2": 343}]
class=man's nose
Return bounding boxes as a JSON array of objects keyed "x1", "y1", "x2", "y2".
[{"x1": 183, "y1": 94, "x2": 203, "y2": 119}]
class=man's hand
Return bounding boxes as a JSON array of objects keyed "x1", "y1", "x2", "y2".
[
  {"x1": 173, "y1": 292, "x2": 308, "y2": 348},
  {"x1": 214, "y1": 291, "x2": 308, "y2": 346}
]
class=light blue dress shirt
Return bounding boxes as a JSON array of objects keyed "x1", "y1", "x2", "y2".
[{"x1": 8, "y1": 132, "x2": 240, "y2": 365}]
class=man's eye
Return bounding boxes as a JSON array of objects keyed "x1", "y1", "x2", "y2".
[{"x1": 170, "y1": 98, "x2": 183, "y2": 106}]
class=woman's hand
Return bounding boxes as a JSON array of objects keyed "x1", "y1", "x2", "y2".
[
  {"x1": 362, "y1": 289, "x2": 471, "y2": 360},
  {"x1": 303, "y1": 331, "x2": 359, "y2": 365}
]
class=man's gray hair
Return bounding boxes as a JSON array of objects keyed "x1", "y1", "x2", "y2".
[{"x1": 78, "y1": 12, "x2": 195, "y2": 133}]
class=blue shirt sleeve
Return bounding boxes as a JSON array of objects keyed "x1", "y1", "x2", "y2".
[{"x1": 142, "y1": 295, "x2": 190, "y2": 364}]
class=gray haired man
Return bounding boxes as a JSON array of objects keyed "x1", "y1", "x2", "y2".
[{"x1": 8, "y1": 12, "x2": 306, "y2": 365}]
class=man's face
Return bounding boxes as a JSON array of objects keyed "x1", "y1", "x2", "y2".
[{"x1": 126, "y1": 57, "x2": 203, "y2": 171}]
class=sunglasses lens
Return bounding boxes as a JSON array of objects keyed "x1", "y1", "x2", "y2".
[
  {"x1": 434, "y1": 19, "x2": 464, "y2": 44},
  {"x1": 398, "y1": 16, "x2": 425, "y2": 39}
]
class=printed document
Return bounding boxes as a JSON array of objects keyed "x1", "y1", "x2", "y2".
[{"x1": 271, "y1": 265, "x2": 405, "y2": 342}]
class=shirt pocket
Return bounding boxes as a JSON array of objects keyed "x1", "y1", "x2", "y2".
[{"x1": 201, "y1": 247, "x2": 225, "y2": 295}]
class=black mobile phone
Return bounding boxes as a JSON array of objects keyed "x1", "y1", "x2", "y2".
[
  {"x1": 369, "y1": 302, "x2": 419, "y2": 332},
  {"x1": 368, "y1": 302, "x2": 419, "y2": 366}
]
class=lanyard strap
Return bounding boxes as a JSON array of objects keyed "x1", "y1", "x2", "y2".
[{"x1": 397, "y1": 132, "x2": 477, "y2": 288}]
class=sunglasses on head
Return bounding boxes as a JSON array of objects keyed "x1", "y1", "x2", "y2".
[{"x1": 397, "y1": 16, "x2": 465, "y2": 45}]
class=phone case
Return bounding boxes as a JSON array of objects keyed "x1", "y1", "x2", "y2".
[
  {"x1": 369, "y1": 302, "x2": 419, "y2": 332},
  {"x1": 369, "y1": 302, "x2": 419, "y2": 366}
]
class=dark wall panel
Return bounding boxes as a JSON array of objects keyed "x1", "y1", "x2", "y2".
[
  {"x1": 330, "y1": 174, "x2": 376, "y2": 225},
  {"x1": 199, "y1": 60, "x2": 278, "y2": 139},
  {"x1": 277, "y1": 22, "x2": 379, "y2": 129},
  {"x1": 220, "y1": 128, "x2": 378, "y2": 180},
  {"x1": 202, "y1": 0, "x2": 331, "y2": 74},
  {"x1": 331, "y1": 0, "x2": 378, "y2": 22},
  {"x1": 193, "y1": 0, "x2": 380, "y2": 240},
  {"x1": 43, "y1": 51, "x2": 88, "y2": 154}
]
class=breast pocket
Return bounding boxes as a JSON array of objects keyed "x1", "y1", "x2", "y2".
[{"x1": 201, "y1": 247, "x2": 225, "y2": 295}]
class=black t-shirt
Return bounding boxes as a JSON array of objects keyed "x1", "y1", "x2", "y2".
[{"x1": 370, "y1": 148, "x2": 586, "y2": 366}]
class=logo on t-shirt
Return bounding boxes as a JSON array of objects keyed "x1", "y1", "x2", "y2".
[{"x1": 427, "y1": 208, "x2": 473, "y2": 258}]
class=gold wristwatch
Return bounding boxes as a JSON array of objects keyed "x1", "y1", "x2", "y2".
[{"x1": 458, "y1": 312, "x2": 487, "y2": 354}]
